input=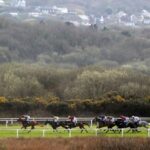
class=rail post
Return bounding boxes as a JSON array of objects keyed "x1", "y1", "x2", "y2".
[
  {"x1": 95, "y1": 129, "x2": 98, "y2": 136},
  {"x1": 69, "y1": 129, "x2": 72, "y2": 138},
  {"x1": 11, "y1": 119, "x2": 13, "y2": 125},
  {"x1": 90, "y1": 120, "x2": 93, "y2": 127},
  {"x1": 6, "y1": 120, "x2": 8, "y2": 128},
  {"x1": 16, "y1": 129, "x2": 19, "y2": 138},
  {"x1": 121, "y1": 129, "x2": 124, "y2": 137},
  {"x1": 148, "y1": 129, "x2": 150, "y2": 137},
  {"x1": 42, "y1": 130, "x2": 45, "y2": 137}
]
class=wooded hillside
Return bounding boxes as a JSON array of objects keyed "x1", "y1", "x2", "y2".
[{"x1": 0, "y1": 18, "x2": 149, "y2": 116}]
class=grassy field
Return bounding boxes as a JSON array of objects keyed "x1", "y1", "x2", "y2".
[
  {"x1": 0, "y1": 137, "x2": 150, "y2": 150},
  {"x1": 0, "y1": 125, "x2": 149, "y2": 150},
  {"x1": 0, "y1": 124, "x2": 149, "y2": 138}
]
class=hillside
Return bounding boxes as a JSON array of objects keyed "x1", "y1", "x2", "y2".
[
  {"x1": 0, "y1": 17, "x2": 150, "y2": 68},
  {"x1": 0, "y1": 18, "x2": 149, "y2": 116},
  {"x1": 26, "y1": 0, "x2": 150, "y2": 15}
]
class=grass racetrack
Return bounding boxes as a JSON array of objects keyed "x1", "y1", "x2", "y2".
[
  {"x1": 0, "y1": 124, "x2": 149, "y2": 138},
  {"x1": 0, "y1": 124, "x2": 149, "y2": 149}
]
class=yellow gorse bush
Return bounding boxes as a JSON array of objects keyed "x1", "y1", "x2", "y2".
[
  {"x1": 0, "y1": 97, "x2": 7, "y2": 103},
  {"x1": 113, "y1": 95, "x2": 125, "y2": 103}
]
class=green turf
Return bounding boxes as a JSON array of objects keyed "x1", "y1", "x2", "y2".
[{"x1": 0, "y1": 124, "x2": 149, "y2": 138}]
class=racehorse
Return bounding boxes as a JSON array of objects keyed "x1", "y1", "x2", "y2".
[
  {"x1": 44, "y1": 120, "x2": 68, "y2": 132},
  {"x1": 138, "y1": 120, "x2": 149, "y2": 128},
  {"x1": 92, "y1": 116, "x2": 116, "y2": 133},
  {"x1": 64, "y1": 121, "x2": 90, "y2": 133},
  {"x1": 115, "y1": 119, "x2": 139, "y2": 133},
  {"x1": 17, "y1": 117, "x2": 38, "y2": 132}
]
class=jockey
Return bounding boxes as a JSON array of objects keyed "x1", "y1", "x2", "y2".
[
  {"x1": 53, "y1": 116, "x2": 59, "y2": 125},
  {"x1": 107, "y1": 116, "x2": 115, "y2": 123},
  {"x1": 131, "y1": 116, "x2": 141, "y2": 125},
  {"x1": 22, "y1": 114, "x2": 30, "y2": 124},
  {"x1": 99, "y1": 115, "x2": 107, "y2": 124},
  {"x1": 68, "y1": 116, "x2": 78, "y2": 125},
  {"x1": 120, "y1": 115, "x2": 129, "y2": 125}
]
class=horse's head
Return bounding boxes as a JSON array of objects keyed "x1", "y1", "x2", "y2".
[{"x1": 92, "y1": 116, "x2": 99, "y2": 122}]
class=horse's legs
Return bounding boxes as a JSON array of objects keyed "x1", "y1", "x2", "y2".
[
  {"x1": 21, "y1": 126, "x2": 26, "y2": 132},
  {"x1": 134, "y1": 128, "x2": 140, "y2": 133},
  {"x1": 105, "y1": 127, "x2": 110, "y2": 133},
  {"x1": 126, "y1": 128, "x2": 131, "y2": 133},
  {"x1": 82, "y1": 126, "x2": 88, "y2": 133},
  {"x1": 80, "y1": 128, "x2": 83, "y2": 133},
  {"x1": 55, "y1": 128, "x2": 58, "y2": 132},
  {"x1": 85, "y1": 128, "x2": 88, "y2": 133}
]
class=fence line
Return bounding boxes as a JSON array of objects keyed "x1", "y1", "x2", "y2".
[
  {"x1": 0, "y1": 117, "x2": 150, "y2": 128},
  {"x1": 0, "y1": 128, "x2": 149, "y2": 138}
]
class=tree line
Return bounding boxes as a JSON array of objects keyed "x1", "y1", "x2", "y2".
[{"x1": 0, "y1": 63, "x2": 149, "y2": 116}]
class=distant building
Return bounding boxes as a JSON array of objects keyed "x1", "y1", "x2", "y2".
[
  {"x1": 0, "y1": 0, "x2": 5, "y2": 6},
  {"x1": 12, "y1": 0, "x2": 26, "y2": 8},
  {"x1": 142, "y1": 10, "x2": 150, "y2": 18},
  {"x1": 142, "y1": 10, "x2": 150, "y2": 25},
  {"x1": 28, "y1": 12, "x2": 41, "y2": 18},
  {"x1": 52, "y1": 6, "x2": 68, "y2": 14},
  {"x1": 130, "y1": 14, "x2": 144, "y2": 24},
  {"x1": 100, "y1": 16, "x2": 104, "y2": 24},
  {"x1": 117, "y1": 11, "x2": 127, "y2": 23},
  {"x1": 143, "y1": 16, "x2": 150, "y2": 25},
  {"x1": 9, "y1": 12, "x2": 18, "y2": 17}
]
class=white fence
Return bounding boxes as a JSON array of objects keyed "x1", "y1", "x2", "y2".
[
  {"x1": 0, "y1": 128, "x2": 150, "y2": 138},
  {"x1": 0, "y1": 117, "x2": 150, "y2": 128}
]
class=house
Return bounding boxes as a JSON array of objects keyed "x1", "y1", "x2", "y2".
[
  {"x1": 78, "y1": 14, "x2": 90, "y2": 24},
  {"x1": 143, "y1": 16, "x2": 150, "y2": 25},
  {"x1": 142, "y1": 10, "x2": 150, "y2": 25},
  {"x1": 0, "y1": 0, "x2": 5, "y2": 6},
  {"x1": 14, "y1": 0, "x2": 26, "y2": 8},
  {"x1": 130, "y1": 14, "x2": 144, "y2": 24},
  {"x1": 52, "y1": 6, "x2": 68, "y2": 14}
]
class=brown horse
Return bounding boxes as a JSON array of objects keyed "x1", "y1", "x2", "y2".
[
  {"x1": 17, "y1": 118, "x2": 38, "y2": 132},
  {"x1": 92, "y1": 116, "x2": 116, "y2": 133},
  {"x1": 64, "y1": 121, "x2": 90, "y2": 133}
]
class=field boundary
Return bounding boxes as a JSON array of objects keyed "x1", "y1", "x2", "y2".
[
  {"x1": 0, "y1": 128, "x2": 149, "y2": 138},
  {"x1": 0, "y1": 117, "x2": 150, "y2": 128}
]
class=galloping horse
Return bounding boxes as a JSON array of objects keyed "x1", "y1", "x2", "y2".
[
  {"x1": 17, "y1": 117, "x2": 38, "y2": 132},
  {"x1": 64, "y1": 121, "x2": 90, "y2": 133},
  {"x1": 138, "y1": 120, "x2": 149, "y2": 128},
  {"x1": 44, "y1": 120, "x2": 68, "y2": 132},
  {"x1": 92, "y1": 116, "x2": 116, "y2": 133},
  {"x1": 115, "y1": 119, "x2": 138, "y2": 133}
]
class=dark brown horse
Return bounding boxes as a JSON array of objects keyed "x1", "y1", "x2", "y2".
[
  {"x1": 64, "y1": 121, "x2": 90, "y2": 133},
  {"x1": 44, "y1": 120, "x2": 68, "y2": 132},
  {"x1": 17, "y1": 118, "x2": 38, "y2": 132},
  {"x1": 92, "y1": 116, "x2": 116, "y2": 133}
]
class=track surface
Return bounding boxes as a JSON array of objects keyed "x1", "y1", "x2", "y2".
[{"x1": 0, "y1": 124, "x2": 149, "y2": 138}]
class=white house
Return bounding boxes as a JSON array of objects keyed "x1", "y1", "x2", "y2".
[
  {"x1": 0, "y1": 0, "x2": 5, "y2": 6},
  {"x1": 9, "y1": 12, "x2": 18, "y2": 17},
  {"x1": 100, "y1": 16, "x2": 104, "y2": 24},
  {"x1": 142, "y1": 10, "x2": 150, "y2": 18},
  {"x1": 52, "y1": 6, "x2": 68, "y2": 14},
  {"x1": 16, "y1": 0, "x2": 26, "y2": 8}
]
